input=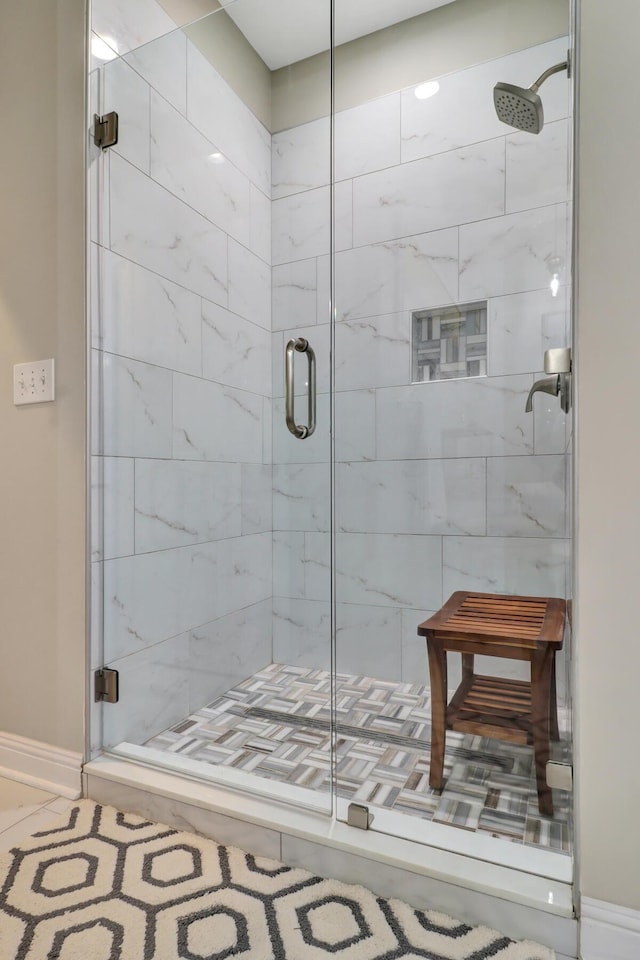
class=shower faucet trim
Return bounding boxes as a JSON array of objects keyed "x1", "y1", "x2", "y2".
[{"x1": 525, "y1": 347, "x2": 572, "y2": 414}]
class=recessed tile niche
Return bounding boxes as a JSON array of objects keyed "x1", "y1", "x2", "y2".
[{"x1": 411, "y1": 301, "x2": 488, "y2": 383}]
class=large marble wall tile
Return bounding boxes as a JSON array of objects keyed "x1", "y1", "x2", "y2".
[
  {"x1": 125, "y1": 29, "x2": 187, "y2": 114},
  {"x1": 400, "y1": 37, "x2": 569, "y2": 162},
  {"x1": 262, "y1": 397, "x2": 272, "y2": 465},
  {"x1": 105, "y1": 536, "x2": 270, "y2": 660},
  {"x1": 316, "y1": 255, "x2": 331, "y2": 325},
  {"x1": 336, "y1": 459, "x2": 486, "y2": 536},
  {"x1": 272, "y1": 322, "x2": 330, "y2": 397},
  {"x1": 150, "y1": 92, "x2": 251, "y2": 247},
  {"x1": 91, "y1": 0, "x2": 176, "y2": 58},
  {"x1": 272, "y1": 394, "x2": 330, "y2": 465},
  {"x1": 487, "y1": 455, "x2": 566, "y2": 538},
  {"x1": 202, "y1": 300, "x2": 270, "y2": 396},
  {"x1": 334, "y1": 390, "x2": 376, "y2": 463},
  {"x1": 104, "y1": 57, "x2": 150, "y2": 174},
  {"x1": 442, "y1": 536, "x2": 569, "y2": 599},
  {"x1": 173, "y1": 374, "x2": 263, "y2": 463},
  {"x1": 506, "y1": 120, "x2": 570, "y2": 214},
  {"x1": 334, "y1": 314, "x2": 410, "y2": 391},
  {"x1": 488, "y1": 290, "x2": 567, "y2": 378},
  {"x1": 272, "y1": 117, "x2": 330, "y2": 199},
  {"x1": 459, "y1": 203, "x2": 568, "y2": 300},
  {"x1": 217, "y1": 533, "x2": 272, "y2": 620},
  {"x1": 335, "y1": 94, "x2": 400, "y2": 181},
  {"x1": 335, "y1": 179, "x2": 353, "y2": 252},
  {"x1": 228, "y1": 239, "x2": 271, "y2": 330},
  {"x1": 375, "y1": 375, "x2": 533, "y2": 460},
  {"x1": 534, "y1": 391, "x2": 568, "y2": 455},
  {"x1": 101, "y1": 352, "x2": 173, "y2": 458},
  {"x1": 335, "y1": 604, "x2": 402, "y2": 682},
  {"x1": 110, "y1": 153, "x2": 228, "y2": 304},
  {"x1": 241, "y1": 463, "x2": 272, "y2": 535},
  {"x1": 400, "y1": 609, "x2": 433, "y2": 685},
  {"x1": 353, "y1": 139, "x2": 505, "y2": 247},
  {"x1": 272, "y1": 260, "x2": 317, "y2": 332},
  {"x1": 104, "y1": 549, "x2": 196, "y2": 660},
  {"x1": 335, "y1": 228, "x2": 459, "y2": 321},
  {"x1": 100, "y1": 249, "x2": 202, "y2": 376},
  {"x1": 335, "y1": 533, "x2": 442, "y2": 610},
  {"x1": 273, "y1": 464, "x2": 330, "y2": 532},
  {"x1": 273, "y1": 532, "x2": 306, "y2": 599},
  {"x1": 272, "y1": 598, "x2": 331, "y2": 671},
  {"x1": 303, "y1": 533, "x2": 331, "y2": 602},
  {"x1": 134, "y1": 459, "x2": 242, "y2": 552},
  {"x1": 186, "y1": 42, "x2": 271, "y2": 195},
  {"x1": 103, "y1": 634, "x2": 190, "y2": 747},
  {"x1": 90, "y1": 242, "x2": 102, "y2": 350},
  {"x1": 272, "y1": 186, "x2": 331, "y2": 265},
  {"x1": 189, "y1": 599, "x2": 272, "y2": 712},
  {"x1": 250, "y1": 184, "x2": 271, "y2": 263},
  {"x1": 91, "y1": 456, "x2": 135, "y2": 561},
  {"x1": 90, "y1": 560, "x2": 104, "y2": 671}
]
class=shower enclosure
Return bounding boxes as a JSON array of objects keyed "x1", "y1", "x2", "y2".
[{"x1": 89, "y1": 0, "x2": 574, "y2": 897}]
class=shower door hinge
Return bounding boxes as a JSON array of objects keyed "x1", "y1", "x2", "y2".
[
  {"x1": 546, "y1": 761, "x2": 573, "y2": 792},
  {"x1": 347, "y1": 803, "x2": 371, "y2": 830},
  {"x1": 94, "y1": 668, "x2": 119, "y2": 704},
  {"x1": 93, "y1": 111, "x2": 119, "y2": 150}
]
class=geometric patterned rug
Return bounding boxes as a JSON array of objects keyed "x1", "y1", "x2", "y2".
[{"x1": 0, "y1": 801, "x2": 554, "y2": 959}]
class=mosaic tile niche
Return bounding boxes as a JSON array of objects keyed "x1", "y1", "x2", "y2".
[{"x1": 412, "y1": 301, "x2": 488, "y2": 383}]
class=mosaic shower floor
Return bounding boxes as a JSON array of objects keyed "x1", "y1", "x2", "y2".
[{"x1": 146, "y1": 663, "x2": 572, "y2": 855}]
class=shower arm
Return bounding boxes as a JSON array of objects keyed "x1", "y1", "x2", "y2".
[{"x1": 530, "y1": 60, "x2": 569, "y2": 93}]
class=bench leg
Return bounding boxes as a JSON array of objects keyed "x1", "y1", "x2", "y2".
[
  {"x1": 427, "y1": 639, "x2": 448, "y2": 792},
  {"x1": 549, "y1": 654, "x2": 560, "y2": 742},
  {"x1": 531, "y1": 647, "x2": 554, "y2": 817},
  {"x1": 462, "y1": 653, "x2": 474, "y2": 681}
]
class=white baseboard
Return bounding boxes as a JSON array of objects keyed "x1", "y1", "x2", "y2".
[
  {"x1": 0, "y1": 732, "x2": 82, "y2": 799},
  {"x1": 581, "y1": 897, "x2": 640, "y2": 960}
]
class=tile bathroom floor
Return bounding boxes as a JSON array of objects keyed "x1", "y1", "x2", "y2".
[
  {"x1": 146, "y1": 663, "x2": 573, "y2": 854},
  {"x1": 0, "y1": 777, "x2": 75, "y2": 853}
]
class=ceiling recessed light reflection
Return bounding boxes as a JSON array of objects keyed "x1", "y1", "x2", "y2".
[
  {"x1": 414, "y1": 80, "x2": 440, "y2": 100},
  {"x1": 208, "y1": 152, "x2": 225, "y2": 164},
  {"x1": 91, "y1": 35, "x2": 119, "y2": 61}
]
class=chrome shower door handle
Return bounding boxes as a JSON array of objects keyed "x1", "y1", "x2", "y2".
[{"x1": 285, "y1": 338, "x2": 316, "y2": 439}]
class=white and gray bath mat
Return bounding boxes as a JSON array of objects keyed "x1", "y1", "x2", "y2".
[{"x1": 0, "y1": 800, "x2": 554, "y2": 959}]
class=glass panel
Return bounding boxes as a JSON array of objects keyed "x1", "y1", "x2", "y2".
[
  {"x1": 332, "y1": 0, "x2": 574, "y2": 872},
  {"x1": 89, "y1": 0, "x2": 333, "y2": 813}
]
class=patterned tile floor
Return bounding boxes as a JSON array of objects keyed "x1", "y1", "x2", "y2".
[
  {"x1": 0, "y1": 777, "x2": 75, "y2": 853},
  {"x1": 146, "y1": 663, "x2": 572, "y2": 855}
]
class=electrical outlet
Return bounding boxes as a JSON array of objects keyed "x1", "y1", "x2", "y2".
[{"x1": 13, "y1": 359, "x2": 55, "y2": 405}]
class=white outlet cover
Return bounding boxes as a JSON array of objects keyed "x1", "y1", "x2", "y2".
[{"x1": 13, "y1": 359, "x2": 55, "y2": 405}]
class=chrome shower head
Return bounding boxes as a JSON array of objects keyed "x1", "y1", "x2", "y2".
[
  {"x1": 493, "y1": 82, "x2": 543, "y2": 133},
  {"x1": 493, "y1": 59, "x2": 568, "y2": 135}
]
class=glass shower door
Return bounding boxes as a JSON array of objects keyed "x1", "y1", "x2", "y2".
[
  {"x1": 331, "y1": 0, "x2": 574, "y2": 876},
  {"x1": 89, "y1": 0, "x2": 334, "y2": 814}
]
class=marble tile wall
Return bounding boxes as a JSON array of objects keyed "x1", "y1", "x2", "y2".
[
  {"x1": 90, "y1": 7, "x2": 274, "y2": 747},
  {"x1": 271, "y1": 36, "x2": 572, "y2": 692}
]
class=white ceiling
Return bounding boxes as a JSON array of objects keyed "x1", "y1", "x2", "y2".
[{"x1": 220, "y1": 0, "x2": 457, "y2": 70}]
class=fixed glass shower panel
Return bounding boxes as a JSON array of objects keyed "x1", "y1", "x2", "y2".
[
  {"x1": 90, "y1": 0, "x2": 333, "y2": 812},
  {"x1": 331, "y1": 0, "x2": 574, "y2": 874}
]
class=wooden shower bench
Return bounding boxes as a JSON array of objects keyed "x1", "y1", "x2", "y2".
[{"x1": 418, "y1": 591, "x2": 566, "y2": 817}]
